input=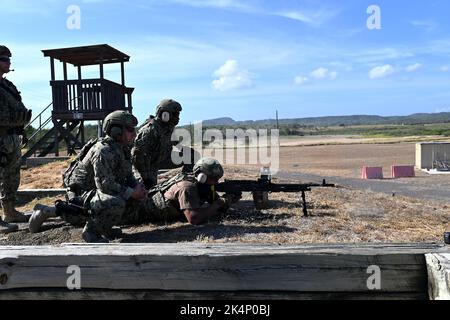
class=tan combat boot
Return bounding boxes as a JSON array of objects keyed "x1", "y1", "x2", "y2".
[
  {"x1": 2, "y1": 201, "x2": 30, "y2": 223},
  {"x1": 0, "y1": 218, "x2": 18, "y2": 234},
  {"x1": 29, "y1": 204, "x2": 57, "y2": 234}
]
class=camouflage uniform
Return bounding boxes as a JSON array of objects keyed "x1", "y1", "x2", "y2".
[
  {"x1": 29, "y1": 111, "x2": 140, "y2": 239},
  {"x1": 132, "y1": 99, "x2": 182, "y2": 189},
  {"x1": 121, "y1": 173, "x2": 212, "y2": 225},
  {"x1": 122, "y1": 158, "x2": 226, "y2": 225},
  {"x1": 80, "y1": 137, "x2": 139, "y2": 233},
  {"x1": 0, "y1": 45, "x2": 32, "y2": 225}
]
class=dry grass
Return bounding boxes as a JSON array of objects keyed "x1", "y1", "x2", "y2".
[
  {"x1": 20, "y1": 159, "x2": 72, "y2": 189},
  {"x1": 2, "y1": 163, "x2": 447, "y2": 245}
]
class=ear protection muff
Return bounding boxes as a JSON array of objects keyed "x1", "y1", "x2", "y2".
[
  {"x1": 110, "y1": 126, "x2": 123, "y2": 137},
  {"x1": 196, "y1": 173, "x2": 208, "y2": 184},
  {"x1": 161, "y1": 111, "x2": 170, "y2": 123}
]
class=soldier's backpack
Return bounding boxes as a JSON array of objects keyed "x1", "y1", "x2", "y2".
[
  {"x1": 148, "y1": 172, "x2": 196, "y2": 197},
  {"x1": 62, "y1": 138, "x2": 99, "y2": 192}
]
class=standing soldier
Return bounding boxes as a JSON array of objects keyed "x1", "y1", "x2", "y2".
[
  {"x1": 0, "y1": 45, "x2": 32, "y2": 234},
  {"x1": 132, "y1": 99, "x2": 183, "y2": 189}
]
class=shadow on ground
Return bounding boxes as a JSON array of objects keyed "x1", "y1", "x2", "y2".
[{"x1": 121, "y1": 224, "x2": 297, "y2": 243}]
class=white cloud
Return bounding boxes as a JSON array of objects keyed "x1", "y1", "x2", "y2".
[
  {"x1": 440, "y1": 66, "x2": 450, "y2": 72},
  {"x1": 167, "y1": 0, "x2": 252, "y2": 11},
  {"x1": 0, "y1": 0, "x2": 59, "y2": 14},
  {"x1": 276, "y1": 8, "x2": 340, "y2": 27},
  {"x1": 310, "y1": 67, "x2": 338, "y2": 80},
  {"x1": 310, "y1": 67, "x2": 328, "y2": 79},
  {"x1": 294, "y1": 76, "x2": 309, "y2": 85},
  {"x1": 405, "y1": 63, "x2": 422, "y2": 72},
  {"x1": 369, "y1": 65, "x2": 395, "y2": 79},
  {"x1": 212, "y1": 60, "x2": 252, "y2": 91}
]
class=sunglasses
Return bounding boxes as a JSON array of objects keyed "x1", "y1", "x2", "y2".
[{"x1": 0, "y1": 57, "x2": 10, "y2": 63}]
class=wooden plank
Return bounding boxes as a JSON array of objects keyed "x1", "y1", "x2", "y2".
[
  {"x1": 426, "y1": 253, "x2": 450, "y2": 300},
  {"x1": 0, "y1": 289, "x2": 428, "y2": 301},
  {"x1": 0, "y1": 244, "x2": 447, "y2": 293}
]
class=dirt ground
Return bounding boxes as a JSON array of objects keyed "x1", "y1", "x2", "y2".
[{"x1": 0, "y1": 138, "x2": 449, "y2": 245}]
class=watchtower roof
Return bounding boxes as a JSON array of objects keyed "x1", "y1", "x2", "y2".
[{"x1": 42, "y1": 44, "x2": 130, "y2": 67}]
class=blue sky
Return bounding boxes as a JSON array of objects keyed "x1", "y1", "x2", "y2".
[{"x1": 3, "y1": 0, "x2": 450, "y2": 125}]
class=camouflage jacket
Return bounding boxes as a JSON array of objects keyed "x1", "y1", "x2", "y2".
[
  {"x1": 132, "y1": 118, "x2": 176, "y2": 180},
  {"x1": 0, "y1": 78, "x2": 29, "y2": 128},
  {"x1": 82, "y1": 137, "x2": 138, "y2": 200}
]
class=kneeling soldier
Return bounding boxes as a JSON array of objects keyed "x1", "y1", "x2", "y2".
[{"x1": 29, "y1": 111, "x2": 147, "y2": 242}]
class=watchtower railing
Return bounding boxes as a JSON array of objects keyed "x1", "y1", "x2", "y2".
[{"x1": 51, "y1": 78, "x2": 133, "y2": 114}]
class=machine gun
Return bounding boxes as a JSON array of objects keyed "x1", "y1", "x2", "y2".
[{"x1": 215, "y1": 169, "x2": 335, "y2": 217}]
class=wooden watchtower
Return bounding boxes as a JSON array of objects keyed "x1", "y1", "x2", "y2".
[{"x1": 23, "y1": 44, "x2": 134, "y2": 160}]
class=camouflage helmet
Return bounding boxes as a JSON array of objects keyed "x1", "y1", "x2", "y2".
[
  {"x1": 155, "y1": 99, "x2": 182, "y2": 117},
  {"x1": 193, "y1": 157, "x2": 224, "y2": 180},
  {"x1": 103, "y1": 110, "x2": 138, "y2": 136},
  {"x1": 0, "y1": 45, "x2": 11, "y2": 57}
]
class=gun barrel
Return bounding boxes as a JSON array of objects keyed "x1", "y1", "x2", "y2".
[{"x1": 216, "y1": 180, "x2": 334, "y2": 194}]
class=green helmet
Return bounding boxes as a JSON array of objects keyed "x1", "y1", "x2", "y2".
[
  {"x1": 193, "y1": 157, "x2": 224, "y2": 180},
  {"x1": 0, "y1": 45, "x2": 11, "y2": 57},
  {"x1": 156, "y1": 99, "x2": 182, "y2": 116},
  {"x1": 155, "y1": 99, "x2": 182, "y2": 125},
  {"x1": 103, "y1": 110, "x2": 138, "y2": 136}
]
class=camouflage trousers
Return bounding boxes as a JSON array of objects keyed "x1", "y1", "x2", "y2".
[
  {"x1": 121, "y1": 191, "x2": 182, "y2": 226},
  {"x1": 0, "y1": 134, "x2": 22, "y2": 203},
  {"x1": 84, "y1": 191, "x2": 184, "y2": 231},
  {"x1": 64, "y1": 190, "x2": 183, "y2": 232}
]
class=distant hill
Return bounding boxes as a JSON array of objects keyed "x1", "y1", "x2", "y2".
[{"x1": 201, "y1": 113, "x2": 450, "y2": 127}]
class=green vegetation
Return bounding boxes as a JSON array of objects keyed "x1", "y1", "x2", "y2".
[{"x1": 182, "y1": 123, "x2": 450, "y2": 138}]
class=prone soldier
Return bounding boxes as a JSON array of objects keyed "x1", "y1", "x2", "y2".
[
  {"x1": 122, "y1": 157, "x2": 240, "y2": 226},
  {"x1": 0, "y1": 45, "x2": 32, "y2": 234}
]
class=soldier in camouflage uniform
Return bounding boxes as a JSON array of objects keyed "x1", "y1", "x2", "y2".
[
  {"x1": 29, "y1": 111, "x2": 147, "y2": 242},
  {"x1": 122, "y1": 157, "x2": 240, "y2": 226},
  {"x1": 0, "y1": 45, "x2": 32, "y2": 234},
  {"x1": 31, "y1": 156, "x2": 238, "y2": 237},
  {"x1": 132, "y1": 99, "x2": 183, "y2": 189}
]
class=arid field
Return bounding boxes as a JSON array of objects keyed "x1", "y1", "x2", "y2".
[{"x1": 1, "y1": 136, "x2": 449, "y2": 245}]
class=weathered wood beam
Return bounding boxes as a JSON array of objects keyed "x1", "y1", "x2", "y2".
[
  {"x1": 50, "y1": 58, "x2": 55, "y2": 81},
  {"x1": 63, "y1": 62, "x2": 68, "y2": 81},
  {"x1": 121, "y1": 62, "x2": 125, "y2": 86},
  {"x1": 426, "y1": 253, "x2": 450, "y2": 300},
  {"x1": 0, "y1": 244, "x2": 447, "y2": 295},
  {"x1": 0, "y1": 289, "x2": 428, "y2": 301}
]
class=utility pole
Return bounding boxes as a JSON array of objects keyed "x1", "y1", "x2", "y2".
[{"x1": 276, "y1": 110, "x2": 279, "y2": 130}]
